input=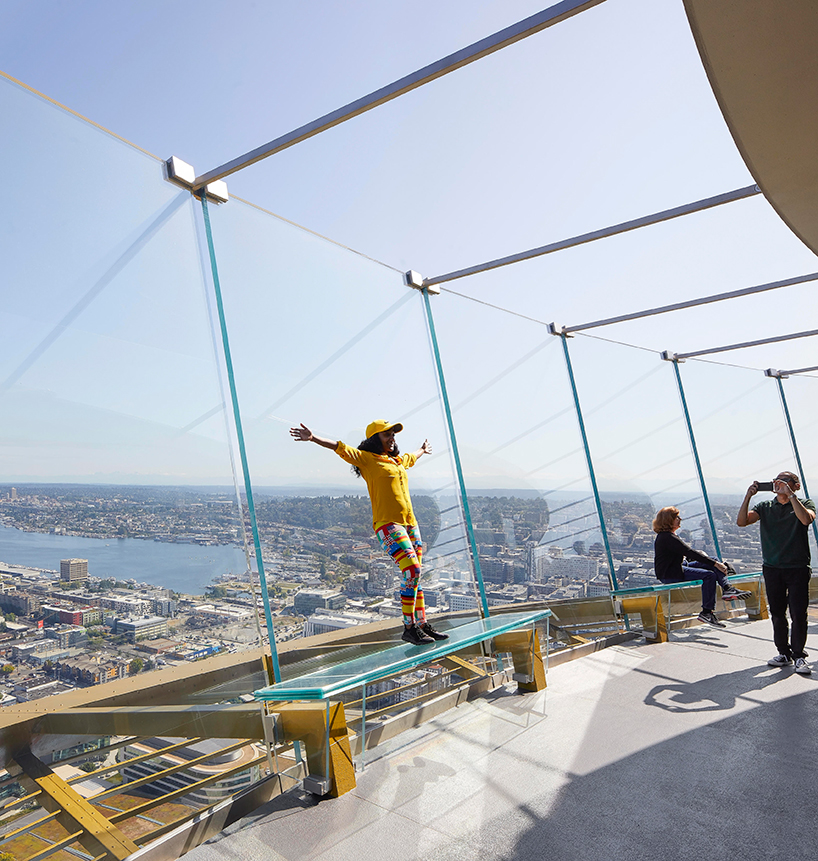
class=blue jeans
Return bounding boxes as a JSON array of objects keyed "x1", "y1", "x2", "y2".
[{"x1": 658, "y1": 561, "x2": 729, "y2": 611}]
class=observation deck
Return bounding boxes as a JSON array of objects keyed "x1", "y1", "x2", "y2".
[
  {"x1": 188, "y1": 614, "x2": 818, "y2": 861},
  {"x1": 3, "y1": 0, "x2": 818, "y2": 858}
]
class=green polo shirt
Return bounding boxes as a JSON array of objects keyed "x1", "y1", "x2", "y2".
[{"x1": 753, "y1": 497, "x2": 815, "y2": 568}]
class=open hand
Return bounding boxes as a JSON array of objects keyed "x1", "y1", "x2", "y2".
[{"x1": 290, "y1": 423, "x2": 313, "y2": 442}]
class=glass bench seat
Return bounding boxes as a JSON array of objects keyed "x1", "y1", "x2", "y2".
[{"x1": 254, "y1": 609, "x2": 551, "y2": 701}]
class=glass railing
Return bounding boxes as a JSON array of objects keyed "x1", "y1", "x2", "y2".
[
  {"x1": 428, "y1": 288, "x2": 604, "y2": 606},
  {"x1": 676, "y1": 358, "x2": 793, "y2": 570},
  {"x1": 0, "y1": 73, "x2": 251, "y2": 619},
  {"x1": 568, "y1": 334, "x2": 712, "y2": 589},
  {"x1": 200, "y1": 195, "x2": 477, "y2": 661},
  {"x1": 769, "y1": 371, "x2": 818, "y2": 561}
]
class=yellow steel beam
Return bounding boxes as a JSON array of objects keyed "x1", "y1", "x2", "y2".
[
  {"x1": 66, "y1": 737, "x2": 202, "y2": 785},
  {"x1": 441, "y1": 654, "x2": 488, "y2": 681},
  {"x1": 107, "y1": 751, "x2": 269, "y2": 823},
  {"x1": 93, "y1": 738, "x2": 253, "y2": 802},
  {"x1": 18, "y1": 829, "x2": 84, "y2": 861},
  {"x1": 493, "y1": 628, "x2": 546, "y2": 693},
  {"x1": 621, "y1": 595, "x2": 667, "y2": 643},
  {"x1": 272, "y1": 702, "x2": 355, "y2": 797},
  {"x1": 13, "y1": 749, "x2": 139, "y2": 861},
  {"x1": 0, "y1": 809, "x2": 59, "y2": 846},
  {"x1": 735, "y1": 579, "x2": 769, "y2": 621}
]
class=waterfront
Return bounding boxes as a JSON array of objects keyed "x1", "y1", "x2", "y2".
[{"x1": 0, "y1": 524, "x2": 247, "y2": 595}]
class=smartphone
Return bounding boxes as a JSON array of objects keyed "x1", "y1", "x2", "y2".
[{"x1": 756, "y1": 481, "x2": 774, "y2": 492}]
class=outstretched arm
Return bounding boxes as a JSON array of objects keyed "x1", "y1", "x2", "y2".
[
  {"x1": 413, "y1": 439, "x2": 432, "y2": 459},
  {"x1": 289, "y1": 423, "x2": 338, "y2": 451}
]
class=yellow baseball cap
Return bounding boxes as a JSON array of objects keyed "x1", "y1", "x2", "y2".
[{"x1": 366, "y1": 420, "x2": 404, "y2": 439}]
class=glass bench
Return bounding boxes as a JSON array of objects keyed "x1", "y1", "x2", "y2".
[
  {"x1": 612, "y1": 572, "x2": 766, "y2": 642},
  {"x1": 253, "y1": 609, "x2": 552, "y2": 796}
]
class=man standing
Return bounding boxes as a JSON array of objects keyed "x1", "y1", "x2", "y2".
[{"x1": 737, "y1": 471, "x2": 816, "y2": 674}]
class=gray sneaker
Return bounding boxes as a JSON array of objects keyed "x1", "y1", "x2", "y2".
[
  {"x1": 794, "y1": 657, "x2": 812, "y2": 675},
  {"x1": 697, "y1": 610, "x2": 726, "y2": 628},
  {"x1": 767, "y1": 654, "x2": 794, "y2": 668},
  {"x1": 721, "y1": 586, "x2": 752, "y2": 600}
]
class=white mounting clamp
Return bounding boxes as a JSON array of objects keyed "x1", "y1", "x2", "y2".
[
  {"x1": 404, "y1": 271, "x2": 440, "y2": 294},
  {"x1": 165, "y1": 156, "x2": 229, "y2": 203}
]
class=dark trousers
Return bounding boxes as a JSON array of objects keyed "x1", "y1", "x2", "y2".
[
  {"x1": 762, "y1": 565, "x2": 811, "y2": 659},
  {"x1": 659, "y1": 561, "x2": 729, "y2": 611}
]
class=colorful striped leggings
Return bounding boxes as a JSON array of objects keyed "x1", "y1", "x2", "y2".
[{"x1": 375, "y1": 522, "x2": 424, "y2": 627}]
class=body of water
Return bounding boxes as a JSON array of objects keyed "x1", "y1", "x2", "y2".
[{"x1": 0, "y1": 524, "x2": 247, "y2": 595}]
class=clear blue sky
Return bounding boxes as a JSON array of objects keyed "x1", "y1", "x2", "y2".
[{"x1": 2, "y1": 0, "x2": 817, "y2": 494}]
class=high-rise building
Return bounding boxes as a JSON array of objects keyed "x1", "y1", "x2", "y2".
[{"x1": 60, "y1": 559, "x2": 88, "y2": 584}]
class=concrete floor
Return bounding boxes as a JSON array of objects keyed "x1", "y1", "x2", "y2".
[{"x1": 187, "y1": 616, "x2": 818, "y2": 861}]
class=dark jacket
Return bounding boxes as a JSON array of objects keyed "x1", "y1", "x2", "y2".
[{"x1": 654, "y1": 531, "x2": 717, "y2": 580}]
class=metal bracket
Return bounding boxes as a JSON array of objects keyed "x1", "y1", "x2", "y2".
[
  {"x1": 165, "y1": 156, "x2": 196, "y2": 187},
  {"x1": 764, "y1": 368, "x2": 788, "y2": 378},
  {"x1": 165, "y1": 156, "x2": 229, "y2": 203},
  {"x1": 660, "y1": 350, "x2": 685, "y2": 363},
  {"x1": 261, "y1": 710, "x2": 279, "y2": 744},
  {"x1": 404, "y1": 270, "x2": 440, "y2": 294},
  {"x1": 303, "y1": 774, "x2": 332, "y2": 796},
  {"x1": 547, "y1": 322, "x2": 571, "y2": 337}
]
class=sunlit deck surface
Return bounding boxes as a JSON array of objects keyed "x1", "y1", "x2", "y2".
[{"x1": 188, "y1": 616, "x2": 818, "y2": 861}]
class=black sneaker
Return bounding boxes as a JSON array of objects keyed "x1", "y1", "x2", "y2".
[
  {"x1": 420, "y1": 622, "x2": 449, "y2": 641},
  {"x1": 401, "y1": 624, "x2": 435, "y2": 645},
  {"x1": 722, "y1": 586, "x2": 752, "y2": 600},
  {"x1": 697, "y1": 610, "x2": 726, "y2": 628}
]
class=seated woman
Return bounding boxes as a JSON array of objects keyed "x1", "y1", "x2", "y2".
[{"x1": 653, "y1": 506, "x2": 750, "y2": 627}]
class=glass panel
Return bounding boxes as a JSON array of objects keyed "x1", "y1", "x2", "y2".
[
  {"x1": 0, "y1": 75, "x2": 248, "y2": 612},
  {"x1": 568, "y1": 334, "x2": 711, "y2": 589},
  {"x1": 202, "y1": 198, "x2": 474, "y2": 652},
  {"x1": 427, "y1": 289, "x2": 607, "y2": 629},
  {"x1": 771, "y1": 373, "x2": 818, "y2": 563},
  {"x1": 677, "y1": 359, "x2": 794, "y2": 571}
]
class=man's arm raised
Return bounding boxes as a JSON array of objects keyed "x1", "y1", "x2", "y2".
[
  {"x1": 774, "y1": 478, "x2": 816, "y2": 526},
  {"x1": 737, "y1": 482, "x2": 760, "y2": 527}
]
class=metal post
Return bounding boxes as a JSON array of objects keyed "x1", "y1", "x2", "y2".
[
  {"x1": 420, "y1": 287, "x2": 490, "y2": 619},
  {"x1": 545, "y1": 615, "x2": 550, "y2": 675},
  {"x1": 200, "y1": 197, "x2": 282, "y2": 682},
  {"x1": 325, "y1": 699, "x2": 331, "y2": 784},
  {"x1": 772, "y1": 374, "x2": 818, "y2": 548},
  {"x1": 666, "y1": 356, "x2": 722, "y2": 558},
  {"x1": 555, "y1": 333, "x2": 619, "y2": 590},
  {"x1": 360, "y1": 684, "x2": 367, "y2": 771}
]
